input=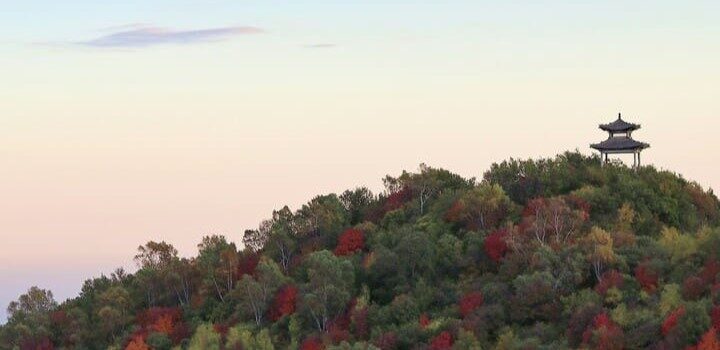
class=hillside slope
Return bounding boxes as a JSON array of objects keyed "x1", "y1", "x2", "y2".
[{"x1": 3, "y1": 152, "x2": 720, "y2": 350}]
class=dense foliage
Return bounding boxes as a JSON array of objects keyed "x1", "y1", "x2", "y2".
[{"x1": 3, "y1": 152, "x2": 720, "y2": 349}]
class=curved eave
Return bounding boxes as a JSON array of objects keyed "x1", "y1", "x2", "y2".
[
  {"x1": 590, "y1": 143, "x2": 650, "y2": 152},
  {"x1": 599, "y1": 124, "x2": 641, "y2": 132}
]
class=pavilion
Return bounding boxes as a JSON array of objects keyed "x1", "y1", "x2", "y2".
[{"x1": 591, "y1": 113, "x2": 649, "y2": 167}]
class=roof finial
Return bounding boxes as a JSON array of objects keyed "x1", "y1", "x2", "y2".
[{"x1": 618, "y1": 112, "x2": 622, "y2": 120}]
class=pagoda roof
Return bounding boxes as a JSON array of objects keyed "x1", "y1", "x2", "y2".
[
  {"x1": 591, "y1": 136, "x2": 649, "y2": 151},
  {"x1": 599, "y1": 113, "x2": 640, "y2": 132}
]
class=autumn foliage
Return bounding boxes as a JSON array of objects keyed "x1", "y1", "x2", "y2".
[
  {"x1": 300, "y1": 337, "x2": 325, "y2": 350},
  {"x1": 236, "y1": 252, "x2": 260, "y2": 278},
  {"x1": 582, "y1": 313, "x2": 624, "y2": 350},
  {"x1": 712, "y1": 306, "x2": 720, "y2": 331},
  {"x1": 595, "y1": 270, "x2": 624, "y2": 296},
  {"x1": 384, "y1": 187, "x2": 412, "y2": 212},
  {"x1": 269, "y1": 284, "x2": 298, "y2": 321},
  {"x1": 125, "y1": 336, "x2": 149, "y2": 350},
  {"x1": 429, "y1": 331, "x2": 453, "y2": 350},
  {"x1": 334, "y1": 228, "x2": 365, "y2": 256},
  {"x1": 697, "y1": 328, "x2": 720, "y2": 350},
  {"x1": 662, "y1": 307, "x2": 686, "y2": 336},
  {"x1": 6, "y1": 154, "x2": 720, "y2": 349},
  {"x1": 635, "y1": 263, "x2": 659, "y2": 293},
  {"x1": 459, "y1": 291, "x2": 484, "y2": 318},
  {"x1": 484, "y1": 229, "x2": 509, "y2": 262},
  {"x1": 419, "y1": 313, "x2": 430, "y2": 328}
]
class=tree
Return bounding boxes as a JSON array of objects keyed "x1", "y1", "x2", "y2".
[
  {"x1": 672, "y1": 302, "x2": 712, "y2": 347},
  {"x1": 96, "y1": 286, "x2": 132, "y2": 342},
  {"x1": 340, "y1": 187, "x2": 375, "y2": 224},
  {"x1": 197, "y1": 235, "x2": 238, "y2": 302},
  {"x1": 3, "y1": 287, "x2": 57, "y2": 349},
  {"x1": 484, "y1": 229, "x2": 509, "y2": 263},
  {"x1": 269, "y1": 285, "x2": 299, "y2": 321},
  {"x1": 126, "y1": 336, "x2": 151, "y2": 350},
  {"x1": 595, "y1": 270, "x2": 624, "y2": 296},
  {"x1": 300, "y1": 337, "x2": 325, "y2": 350},
  {"x1": 634, "y1": 262, "x2": 659, "y2": 293},
  {"x1": 445, "y1": 184, "x2": 514, "y2": 230},
  {"x1": 429, "y1": 331, "x2": 453, "y2": 350},
  {"x1": 582, "y1": 313, "x2": 624, "y2": 350},
  {"x1": 459, "y1": 292, "x2": 483, "y2": 318},
  {"x1": 188, "y1": 324, "x2": 221, "y2": 350},
  {"x1": 134, "y1": 241, "x2": 177, "y2": 271},
  {"x1": 520, "y1": 196, "x2": 588, "y2": 246},
  {"x1": 233, "y1": 259, "x2": 286, "y2": 325},
  {"x1": 294, "y1": 194, "x2": 349, "y2": 239},
  {"x1": 166, "y1": 257, "x2": 199, "y2": 306},
  {"x1": 509, "y1": 272, "x2": 560, "y2": 323},
  {"x1": 395, "y1": 231, "x2": 434, "y2": 279},
  {"x1": 582, "y1": 227, "x2": 616, "y2": 282},
  {"x1": 334, "y1": 229, "x2": 365, "y2": 256},
  {"x1": 661, "y1": 307, "x2": 685, "y2": 336},
  {"x1": 659, "y1": 226, "x2": 697, "y2": 263},
  {"x1": 7, "y1": 287, "x2": 56, "y2": 321},
  {"x1": 226, "y1": 326, "x2": 275, "y2": 350},
  {"x1": 384, "y1": 163, "x2": 473, "y2": 215},
  {"x1": 134, "y1": 241, "x2": 194, "y2": 306},
  {"x1": 300, "y1": 250, "x2": 355, "y2": 331},
  {"x1": 697, "y1": 328, "x2": 720, "y2": 350},
  {"x1": 247, "y1": 206, "x2": 298, "y2": 271}
]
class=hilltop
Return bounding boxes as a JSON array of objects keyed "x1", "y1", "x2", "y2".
[{"x1": 3, "y1": 152, "x2": 720, "y2": 349}]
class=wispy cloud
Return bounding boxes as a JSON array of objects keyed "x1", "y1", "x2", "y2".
[
  {"x1": 304, "y1": 43, "x2": 338, "y2": 49},
  {"x1": 79, "y1": 25, "x2": 264, "y2": 48},
  {"x1": 97, "y1": 23, "x2": 152, "y2": 33}
]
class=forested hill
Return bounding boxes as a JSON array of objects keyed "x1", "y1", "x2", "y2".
[{"x1": 5, "y1": 152, "x2": 720, "y2": 350}]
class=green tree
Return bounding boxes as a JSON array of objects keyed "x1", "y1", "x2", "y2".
[
  {"x1": 583, "y1": 226, "x2": 616, "y2": 281},
  {"x1": 96, "y1": 286, "x2": 131, "y2": 342},
  {"x1": 300, "y1": 250, "x2": 355, "y2": 331},
  {"x1": 188, "y1": 323, "x2": 221, "y2": 350},
  {"x1": 197, "y1": 235, "x2": 238, "y2": 302},
  {"x1": 233, "y1": 259, "x2": 286, "y2": 325}
]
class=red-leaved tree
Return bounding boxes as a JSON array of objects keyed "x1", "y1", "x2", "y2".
[
  {"x1": 429, "y1": 331, "x2": 453, "y2": 350},
  {"x1": 712, "y1": 306, "x2": 720, "y2": 331},
  {"x1": 419, "y1": 314, "x2": 430, "y2": 329},
  {"x1": 300, "y1": 337, "x2": 325, "y2": 350},
  {"x1": 484, "y1": 229, "x2": 509, "y2": 263},
  {"x1": 595, "y1": 270, "x2": 624, "y2": 296},
  {"x1": 634, "y1": 263, "x2": 659, "y2": 293},
  {"x1": 582, "y1": 312, "x2": 624, "y2": 350},
  {"x1": 459, "y1": 292, "x2": 484, "y2": 318},
  {"x1": 697, "y1": 327, "x2": 720, "y2": 350},
  {"x1": 661, "y1": 307, "x2": 686, "y2": 336},
  {"x1": 236, "y1": 252, "x2": 260, "y2": 279},
  {"x1": 702, "y1": 259, "x2": 720, "y2": 284},
  {"x1": 269, "y1": 285, "x2": 298, "y2": 321},
  {"x1": 334, "y1": 229, "x2": 365, "y2": 256}
]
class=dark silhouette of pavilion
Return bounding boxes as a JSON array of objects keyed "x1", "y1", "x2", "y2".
[{"x1": 591, "y1": 113, "x2": 649, "y2": 167}]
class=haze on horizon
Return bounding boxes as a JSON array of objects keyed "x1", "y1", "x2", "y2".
[{"x1": 1, "y1": 0, "x2": 719, "y2": 322}]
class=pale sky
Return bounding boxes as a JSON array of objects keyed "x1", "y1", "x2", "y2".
[{"x1": 1, "y1": 1, "x2": 719, "y2": 322}]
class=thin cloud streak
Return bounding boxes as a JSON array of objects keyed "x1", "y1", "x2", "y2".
[
  {"x1": 304, "y1": 43, "x2": 337, "y2": 49},
  {"x1": 80, "y1": 25, "x2": 264, "y2": 48}
]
